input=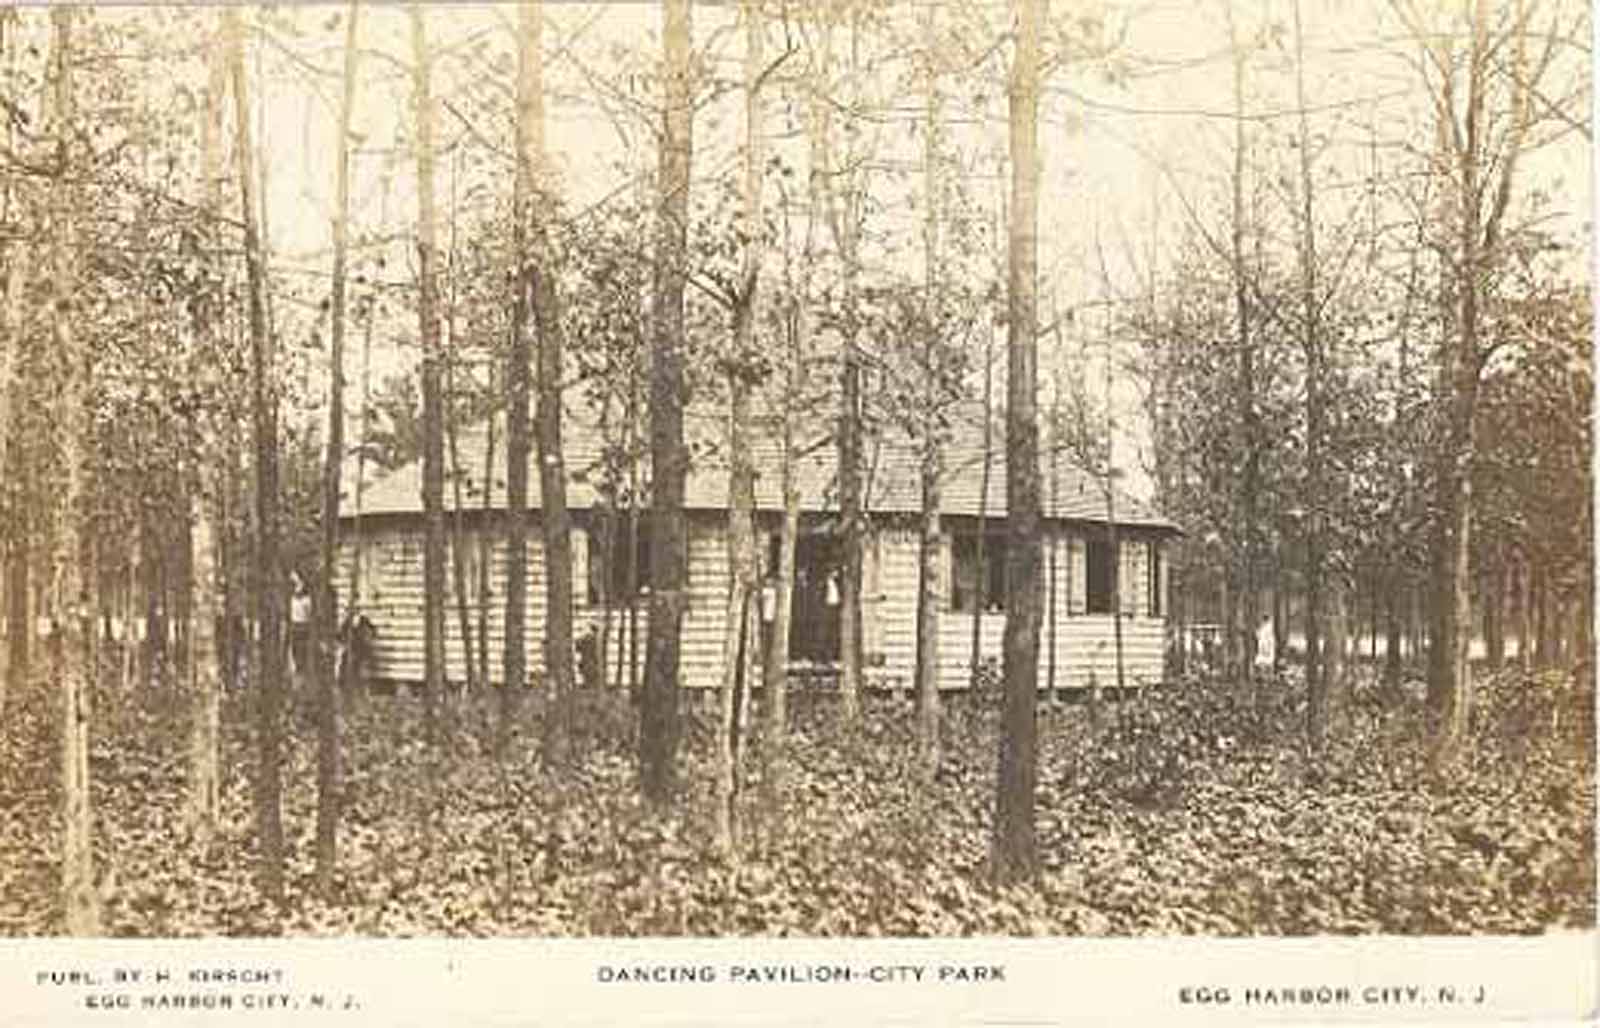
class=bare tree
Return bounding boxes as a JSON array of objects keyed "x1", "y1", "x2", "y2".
[
  {"x1": 1392, "y1": 0, "x2": 1559, "y2": 764},
  {"x1": 641, "y1": 0, "x2": 694, "y2": 806},
  {"x1": 184, "y1": 11, "x2": 229, "y2": 848},
  {"x1": 1225, "y1": 0, "x2": 1263, "y2": 686},
  {"x1": 47, "y1": 4, "x2": 98, "y2": 935},
  {"x1": 522, "y1": 0, "x2": 576, "y2": 768},
  {"x1": 993, "y1": 0, "x2": 1045, "y2": 886},
  {"x1": 826, "y1": 6, "x2": 867, "y2": 727},
  {"x1": 504, "y1": 3, "x2": 536, "y2": 754},
  {"x1": 228, "y1": 5, "x2": 286, "y2": 905},
  {"x1": 714, "y1": 0, "x2": 770, "y2": 856},
  {"x1": 445, "y1": 256, "x2": 479, "y2": 696},
  {"x1": 1292, "y1": 0, "x2": 1329, "y2": 743},
  {"x1": 913, "y1": 0, "x2": 944, "y2": 775},
  {"x1": 761, "y1": 167, "x2": 815, "y2": 767},
  {"x1": 315, "y1": 0, "x2": 360, "y2": 897},
  {"x1": 409, "y1": 7, "x2": 445, "y2": 741}
]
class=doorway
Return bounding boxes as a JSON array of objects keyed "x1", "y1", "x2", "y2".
[{"x1": 784, "y1": 532, "x2": 840, "y2": 663}]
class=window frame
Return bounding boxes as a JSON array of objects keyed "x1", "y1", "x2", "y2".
[{"x1": 1085, "y1": 535, "x2": 1116, "y2": 615}]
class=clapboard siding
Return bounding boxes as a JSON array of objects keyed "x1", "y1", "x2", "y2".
[
  {"x1": 338, "y1": 516, "x2": 1170, "y2": 691},
  {"x1": 340, "y1": 517, "x2": 734, "y2": 689},
  {"x1": 680, "y1": 524, "x2": 731, "y2": 690},
  {"x1": 340, "y1": 524, "x2": 545, "y2": 684},
  {"x1": 823, "y1": 525, "x2": 1166, "y2": 693},
  {"x1": 868, "y1": 527, "x2": 920, "y2": 688}
]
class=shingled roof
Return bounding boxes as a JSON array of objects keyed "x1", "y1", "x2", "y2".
[{"x1": 347, "y1": 401, "x2": 1179, "y2": 532}]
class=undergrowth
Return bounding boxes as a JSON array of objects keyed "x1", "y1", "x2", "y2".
[{"x1": 0, "y1": 660, "x2": 1591, "y2": 936}]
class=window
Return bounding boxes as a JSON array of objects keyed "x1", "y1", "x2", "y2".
[
  {"x1": 1146, "y1": 541, "x2": 1164, "y2": 618},
  {"x1": 587, "y1": 520, "x2": 652, "y2": 605},
  {"x1": 1086, "y1": 537, "x2": 1116, "y2": 614},
  {"x1": 951, "y1": 531, "x2": 1007, "y2": 613}
]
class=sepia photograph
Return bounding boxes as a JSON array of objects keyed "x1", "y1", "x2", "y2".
[{"x1": 0, "y1": 0, "x2": 1593, "y2": 1022}]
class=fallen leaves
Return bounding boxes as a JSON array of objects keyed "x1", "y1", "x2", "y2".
[{"x1": 0, "y1": 663, "x2": 1591, "y2": 937}]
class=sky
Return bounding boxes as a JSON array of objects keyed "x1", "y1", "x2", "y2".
[{"x1": 206, "y1": 0, "x2": 1592, "y2": 503}]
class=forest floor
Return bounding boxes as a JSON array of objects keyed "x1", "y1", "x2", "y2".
[{"x1": 0, "y1": 659, "x2": 1593, "y2": 937}]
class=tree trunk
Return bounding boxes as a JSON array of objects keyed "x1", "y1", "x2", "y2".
[
  {"x1": 837, "y1": 317, "x2": 863, "y2": 727},
  {"x1": 170, "y1": 483, "x2": 192, "y2": 681},
  {"x1": 1552, "y1": 591, "x2": 1569, "y2": 666},
  {"x1": 409, "y1": 9, "x2": 446, "y2": 744},
  {"x1": 1575, "y1": 568, "x2": 1592, "y2": 677},
  {"x1": 1326, "y1": 581, "x2": 1347, "y2": 717},
  {"x1": 120, "y1": 545, "x2": 137, "y2": 695},
  {"x1": 1108, "y1": 525, "x2": 1124, "y2": 692},
  {"x1": 641, "y1": 0, "x2": 693, "y2": 806},
  {"x1": 1227, "y1": 0, "x2": 1261, "y2": 684},
  {"x1": 716, "y1": 0, "x2": 765, "y2": 854},
  {"x1": 504, "y1": 5, "x2": 536, "y2": 752},
  {"x1": 914, "y1": 448, "x2": 942, "y2": 765},
  {"x1": 1428, "y1": 295, "x2": 1476, "y2": 757},
  {"x1": 993, "y1": 0, "x2": 1044, "y2": 886},
  {"x1": 913, "y1": 1, "x2": 942, "y2": 774},
  {"x1": 349, "y1": 287, "x2": 375, "y2": 662},
  {"x1": 1533, "y1": 557, "x2": 1552, "y2": 666},
  {"x1": 1102, "y1": 307, "x2": 1125, "y2": 694},
  {"x1": 140, "y1": 519, "x2": 161, "y2": 689},
  {"x1": 229, "y1": 6, "x2": 286, "y2": 907},
  {"x1": 185, "y1": 21, "x2": 228, "y2": 848},
  {"x1": 446, "y1": 335, "x2": 478, "y2": 696},
  {"x1": 47, "y1": 6, "x2": 98, "y2": 935},
  {"x1": 815, "y1": 8, "x2": 865, "y2": 726},
  {"x1": 1484, "y1": 550, "x2": 1505, "y2": 670},
  {"x1": 1046, "y1": 404, "x2": 1059, "y2": 698},
  {"x1": 1220, "y1": 573, "x2": 1236, "y2": 678},
  {"x1": 1368, "y1": 574, "x2": 1378, "y2": 663},
  {"x1": 1383, "y1": 571, "x2": 1404, "y2": 699},
  {"x1": 520, "y1": 0, "x2": 576, "y2": 768},
  {"x1": 626, "y1": 439, "x2": 642, "y2": 695},
  {"x1": 1171, "y1": 567, "x2": 1187, "y2": 675},
  {"x1": 764, "y1": 490, "x2": 798, "y2": 745},
  {"x1": 314, "y1": 0, "x2": 359, "y2": 897},
  {"x1": 477, "y1": 360, "x2": 495, "y2": 691},
  {"x1": 1514, "y1": 556, "x2": 1529, "y2": 669},
  {"x1": 186, "y1": 489, "x2": 222, "y2": 847},
  {"x1": 1410, "y1": 580, "x2": 1425, "y2": 663},
  {"x1": 1417, "y1": 0, "x2": 1539, "y2": 765},
  {"x1": 970, "y1": 310, "x2": 994, "y2": 684},
  {"x1": 0, "y1": 7, "x2": 20, "y2": 718},
  {"x1": 221, "y1": 415, "x2": 244, "y2": 693},
  {"x1": 5, "y1": 544, "x2": 24, "y2": 700},
  {"x1": 1292, "y1": 0, "x2": 1328, "y2": 747},
  {"x1": 762, "y1": 186, "x2": 810, "y2": 760}
]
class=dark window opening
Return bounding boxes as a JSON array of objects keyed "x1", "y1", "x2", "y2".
[
  {"x1": 587, "y1": 519, "x2": 652, "y2": 605},
  {"x1": 1086, "y1": 537, "x2": 1116, "y2": 614},
  {"x1": 788, "y1": 534, "x2": 840, "y2": 662},
  {"x1": 952, "y1": 531, "x2": 1007, "y2": 613}
]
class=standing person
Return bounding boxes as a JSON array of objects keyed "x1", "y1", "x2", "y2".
[{"x1": 289, "y1": 571, "x2": 312, "y2": 683}]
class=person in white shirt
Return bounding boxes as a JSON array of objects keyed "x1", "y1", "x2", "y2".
[{"x1": 289, "y1": 572, "x2": 312, "y2": 679}]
